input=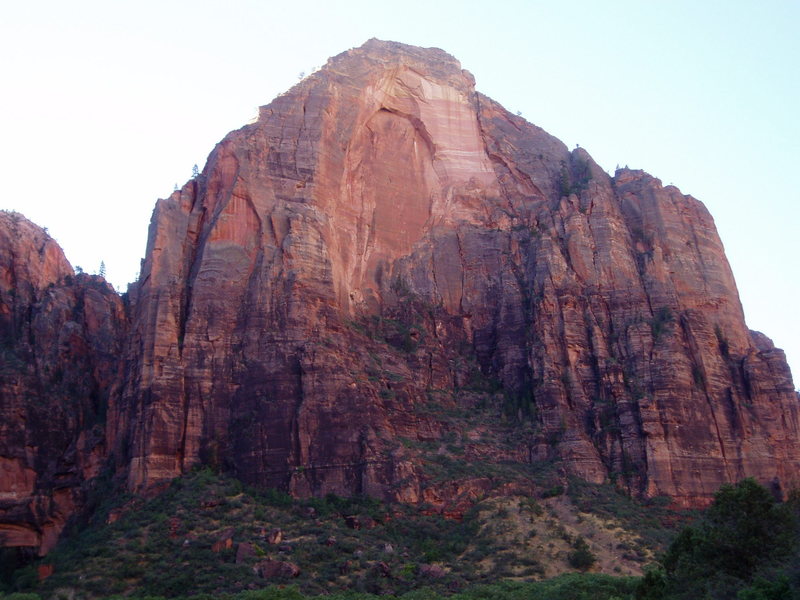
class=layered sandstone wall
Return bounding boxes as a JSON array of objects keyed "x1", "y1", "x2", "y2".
[
  {"x1": 111, "y1": 40, "x2": 800, "y2": 507},
  {"x1": 2, "y1": 41, "x2": 798, "y2": 557}
]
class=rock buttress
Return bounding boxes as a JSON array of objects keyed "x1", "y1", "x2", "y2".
[{"x1": 0, "y1": 212, "x2": 127, "y2": 554}]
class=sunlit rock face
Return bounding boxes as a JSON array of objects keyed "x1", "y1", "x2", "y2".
[
  {"x1": 109, "y1": 39, "x2": 800, "y2": 508},
  {"x1": 0, "y1": 212, "x2": 127, "y2": 554}
]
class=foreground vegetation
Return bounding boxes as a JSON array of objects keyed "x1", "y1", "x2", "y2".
[
  {"x1": 0, "y1": 574, "x2": 638, "y2": 600},
  {"x1": 0, "y1": 467, "x2": 671, "y2": 599},
  {"x1": 638, "y1": 478, "x2": 800, "y2": 599},
  {"x1": 1, "y1": 470, "x2": 798, "y2": 599}
]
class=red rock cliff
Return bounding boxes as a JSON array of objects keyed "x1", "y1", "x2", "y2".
[
  {"x1": 109, "y1": 39, "x2": 800, "y2": 508},
  {"x1": 0, "y1": 212, "x2": 127, "y2": 553}
]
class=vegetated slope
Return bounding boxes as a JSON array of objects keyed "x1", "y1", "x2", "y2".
[
  {"x1": 17, "y1": 469, "x2": 673, "y2": 598},
  {"x1": 11, "y1": 475, "x2": 798, "y2": 599}
]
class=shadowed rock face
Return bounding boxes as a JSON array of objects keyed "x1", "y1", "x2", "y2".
[
  {"x1": 0, "y1": 212, "x2": 127, "y2": 554},
  {"x1": 2, "y1": 39, "x2": 799, "y2": 555},
  {"x1": 109, "y1": 39, "x2": 799, "y2": 508}
]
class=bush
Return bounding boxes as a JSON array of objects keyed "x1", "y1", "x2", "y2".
[
  {"x1": 541, "y1": 485, "x2": 564, "y2": 498},
  {"x1": 650, "y1": 307, "x2": 674, "y2": 342},
  {"x1": 568, "y1": 537, "x2": 596, "y2": 571},
  {"x1": 736, "y1": 575, "x2": 795, "y2": 600}
]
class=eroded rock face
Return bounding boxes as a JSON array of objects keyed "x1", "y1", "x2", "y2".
[
  {"x1": 0, "y1": 212, "x2": 127, "y2": 553},
  {"x1": 110, "y1": 39, "x2": 800, "y2": 508},
  {"x1": 2, "y1": 42, "x2": 798, "y2": 559}
]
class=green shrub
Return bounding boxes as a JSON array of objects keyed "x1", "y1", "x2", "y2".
[
  {"x1": 2, "y1": 594, "x2": 42, "y2": 600},
  {"x1": 568, "y1": 537, "x2": 596, "y2": 571},
  {"x1": 736, "y1": 575, "x2": 795, "y2": 600},
  {"x1": 541, "y1": 485, "x2": 564, "y2": 498},
  {"x1": 650, "y1": 307, "x2": 674, "y2": 342}
]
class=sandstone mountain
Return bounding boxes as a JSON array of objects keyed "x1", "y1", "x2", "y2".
[{"x1": 2, "y1": 39, "x2": 798, "y2": 556}]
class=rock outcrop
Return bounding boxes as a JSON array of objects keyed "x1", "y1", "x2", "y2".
[
  {"x1": 3, "y1": 39, "x2": 799, "y2": 556},
  {"x1": 110, "y1": 39, "x2": 800, "y2": 508},
  {"x1": 0, "y1": 212, "x2": 127, "y2": 553}
]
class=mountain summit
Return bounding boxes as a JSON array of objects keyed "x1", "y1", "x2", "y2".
[{"x1": 2, "y1": 40, "x2": 798, "y2": 555}]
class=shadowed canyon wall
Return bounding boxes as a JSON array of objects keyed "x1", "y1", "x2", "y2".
[{"x1": 0, "y1": 213, "x2": 126, "y2": 553}]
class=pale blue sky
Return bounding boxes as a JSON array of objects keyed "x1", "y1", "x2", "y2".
[{"x1": 1, "y1": 0, "x2": 797, "y2": 381}]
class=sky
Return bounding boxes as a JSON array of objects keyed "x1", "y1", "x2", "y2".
[{"x1": 1, "y1": 0, "x2": 798, "y2": 383}]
